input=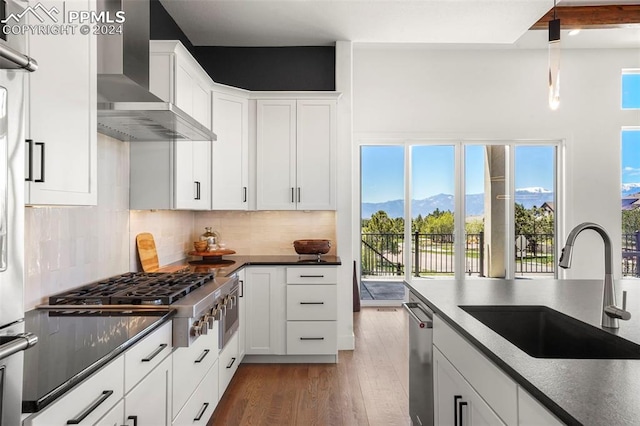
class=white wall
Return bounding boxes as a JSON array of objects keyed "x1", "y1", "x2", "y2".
[{"x1": 353, "y1": 45, "x2": 640, "y2": 279}]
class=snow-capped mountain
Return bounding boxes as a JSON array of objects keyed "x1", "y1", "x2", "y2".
[
  {"x1": 362, "y1": 188, "x2": 554, "y2": 218},
  {"x1": 622, "y1": 183, "x2": 640, "y2": 197}
]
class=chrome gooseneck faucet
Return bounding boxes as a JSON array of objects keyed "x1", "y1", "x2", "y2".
[{"x1": 558, "y1": 222, "x2": 631, "y2": 329}]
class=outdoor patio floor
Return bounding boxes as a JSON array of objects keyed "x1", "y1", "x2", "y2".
[{"x1": 360, "y1": 280, "x2": 406, "y2": 301}]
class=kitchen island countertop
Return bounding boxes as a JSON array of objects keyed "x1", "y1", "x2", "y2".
[{"x1": 405, "y1": 278, "x2": 640, "y2": 426}]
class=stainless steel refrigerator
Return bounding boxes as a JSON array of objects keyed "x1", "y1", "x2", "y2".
[{"x1": 0, "y1": 1, "x2": 38, "y2": 424}]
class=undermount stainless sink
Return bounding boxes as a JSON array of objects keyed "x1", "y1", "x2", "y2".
[{"x1": 460, "y1": 305, "x2": 640, "y2": 359}]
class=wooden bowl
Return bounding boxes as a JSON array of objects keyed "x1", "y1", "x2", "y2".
[
  {"x1": 194, "y1": 241, "x2": 208, "y2": 252},
  {"x1": 293, "y1": 239, "x2": 331, "y2": 255}
]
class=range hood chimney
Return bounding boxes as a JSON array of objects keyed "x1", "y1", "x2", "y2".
[{"x1": 96, "y1": 0, "x2": 216, "y2": 142}]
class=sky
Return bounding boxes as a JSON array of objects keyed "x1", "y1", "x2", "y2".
[
  {"x1": 621, "y1": 129, "x2": 640, "y2": 186},
  {"x1": 361, "y1": 144, "x2": 555, "y2": 203}
]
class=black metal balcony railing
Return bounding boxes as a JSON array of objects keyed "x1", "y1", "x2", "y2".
[
  {"x1": 362, "y1": 232, "x2": 556, "y2": 277},
  {"x1": 622, "y1": 233, "x2": 640, "y2": 277}
]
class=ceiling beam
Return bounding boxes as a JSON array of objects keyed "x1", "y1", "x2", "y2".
[{"x1": 530, "y1": 5, "x2": 640, "y2": 30}]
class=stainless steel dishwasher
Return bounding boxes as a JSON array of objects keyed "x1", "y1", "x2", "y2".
[{"x1": 403, "y1": 290, "x2": 434, "y2": 426}]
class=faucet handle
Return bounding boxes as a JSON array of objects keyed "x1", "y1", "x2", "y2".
[{"x1": 604, "y1": 291, "x2": 631, "y2": 321}]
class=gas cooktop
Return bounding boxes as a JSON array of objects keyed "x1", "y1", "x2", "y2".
[{"x1": 48, "y1": 272, "x2": 215, "y2": 306}]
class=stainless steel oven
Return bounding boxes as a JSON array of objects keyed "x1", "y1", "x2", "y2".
[
  {"x1": 217, "y1": 278, "x2": 239, "y2": 351},
  {"x1": 0, "y1": 321, "x2": 37, "y2": 426}
]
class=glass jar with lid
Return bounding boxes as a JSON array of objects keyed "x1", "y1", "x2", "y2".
[{"x1": 199, "y1": 227, "x2": 220, "y2": 251}]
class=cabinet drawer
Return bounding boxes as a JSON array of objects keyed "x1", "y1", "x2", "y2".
[
  {"x1": 172, "y1": 360, "x2": 219, "y2": 426},
  {"x1": 172, "y1": 326, "x2": 219, "y2": 417},
  {"x1": 433, "y1": 347, "x2": 506, "y2": 426},
  {"x1": 286, "y1": 321, "x2": 337, "y2": 355},
  {"x1": 218, "y1": 332, "x2": 240, "y2": 398},
  {"x1": 287, "y1": 285, "x2": 337, "y2": 320},
  {"x1": 124, "y1": 321, "x2": 172, "y2": 392},
  {"x1": 433, "y1": 315, "x2": 517, "y2": 426},
  {"x1": 24, "y1": 357, "x2": 124, "y2": 426},
  {"x1": 286, "y1": 267, "x2": 337, "y2": 284}
]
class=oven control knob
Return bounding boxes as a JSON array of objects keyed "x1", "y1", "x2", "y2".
[
  {"x1": 203, "y1": 314, "x2": 214, "y2": 329},
  {"x1": 200, "y1": 319, "x2": 209, "y2": 335},
  {"x1": 191, "y1": 321, "x2": 202, "y2": 337}
]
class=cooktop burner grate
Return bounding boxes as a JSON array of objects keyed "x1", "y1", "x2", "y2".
[{"x1": 48, "y1": 272, "x2": 215, "y2": 306}]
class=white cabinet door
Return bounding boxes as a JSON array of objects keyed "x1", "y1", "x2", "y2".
[
  {"x1": 256, "y1": 100, "x2": 297, "y2": 210},
  {"x1": 26, "y1": 0, "x2": 97, "y2": 206},
  {"x1": 237, "y1": 269, "x2": 246, "y2": 360},
  {"x1": 172, "y1": 329, "x2": 219, "y2": 419},
  {"x1": 211, "y1": 92, "x2": 249, "y2": 210},
  {"x1": 125, "y1": 355, "x2": 172, "y2": 426},
  {"x1": 174, "y1": 141, "x2": 211, "y2": 210},
  {"x1": 256, "y1": 99, "x2": 336, "y2": 211},
  {"x1": 218, "y1": 332, "x2": 240, "y2": 397},
  {"x1": 131, "y1": 141, "x2": 210, "y2": 210},
  {"x1": 434, "y1": 347, "x2": 506, "y2": 426},
  {"x1": 296, "y1": 100, "x2": 336, "y2": 210},
  {"x1": 244, "y1": 267, "x2": 286, "y2": 355},
  {"x1": 172, "y1": 360, "x2": 219, "y2": 426}
]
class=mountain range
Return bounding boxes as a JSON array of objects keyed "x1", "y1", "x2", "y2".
[
  {"x1": 362, "y1": 187, "x2": 554, "y2": 219},
  {"x1": 622, "y1": 183, "x2": 640, "y2": 197}
]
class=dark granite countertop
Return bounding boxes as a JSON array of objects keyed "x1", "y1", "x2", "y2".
[
  {"x1": 405, "y1": 278, "x2": 640, "y2": 426},
  {"x1": 22, "y1": 309, "x2": 175, "y2": 413},
  {"x1": 183, "y1": 254, "x2": 342, "y2": 277}
]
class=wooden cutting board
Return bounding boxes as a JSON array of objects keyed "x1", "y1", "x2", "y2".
[{"x1": 136, "y1": 233, "x2": 160, "y2": 272}]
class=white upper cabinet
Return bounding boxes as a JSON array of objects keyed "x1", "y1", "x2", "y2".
[
  {"x1": 256, "y1": 98, "x2": 336, "y2": 210},
  {"x1": 130, "y1": 140, "x2": 211, "y2": 210},
  {"x1": 149, "y1": 41, "x2": 212, "y2": 130},
  {"x1": 174, "y1": 140, "x2": 212, "y2": 210},
  {"x1": 25, "y1": 0, "x2": 97, "y2": 206},
  {"x1": 130, "y1": 41, "x2": 213, "y2": 210},
  {"x1": 211, "y1": 91, "x2": 249, "y2": 210}
]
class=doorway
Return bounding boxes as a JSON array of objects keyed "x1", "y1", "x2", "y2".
[{"x1": 358, "y1": 140, "x2": 560, "y2": 305}]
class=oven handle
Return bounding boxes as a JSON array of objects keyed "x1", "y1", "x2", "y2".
[{"x1": 0, "y1": 332, "x2": 38, "y2": 361}]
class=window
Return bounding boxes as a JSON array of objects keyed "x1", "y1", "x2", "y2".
[
  {"x1": 621, "y1": 69, "x2": 640, "y2": 278},
  {"x1": 622, "y1": 70, "x2": 640, "y2": 109}
]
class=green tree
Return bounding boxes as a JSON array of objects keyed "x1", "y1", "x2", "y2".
[{"x1": 622, "y1": 209, "x2": 640, "y2": 235}]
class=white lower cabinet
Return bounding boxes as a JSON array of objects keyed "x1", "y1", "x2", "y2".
[
  {"x1": 237, "y1": 270, "x2": 246, "y2": 360},
  {"x1": 244, "y1": 267, "x2": 286, "y2": 355},
  {"x1": 285, "y1": 266, "x2": 338, "y2": 358},
  {"x1": 173, "y1": 360, "x2": 219, "y2": 426},
  {"x1": 286, "y1": 321, "x2": 337, "y2": 355},
  {"x1": 218, "y1": 332, "x2": 240, "y2": 397},
  {"x1": 23, "y1": 357, "x2": 124, "y2": 426},
  {"x1": 433, "y1": 315, "x2": 564, "y2": 426},
  {"x1": 433, "y1": 347, "x2": 505, "y2": 426},
  {"x1": 124, "y1": 354, "x2": 172, "y2": 425},
  {"x1": 172, "y1": 326, "x2": 219, "y2": 418}
]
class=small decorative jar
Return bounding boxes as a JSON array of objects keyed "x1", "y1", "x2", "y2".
[{"x1": 199, "y1": 227, "x2": 219, "y2": 251}]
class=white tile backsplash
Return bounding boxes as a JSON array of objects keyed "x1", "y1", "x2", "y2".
[
  {"x1": 194, "y1": 210, "x2": 337, "y2": 255},
  {"x1": 129, "y1": 209, "x2": 195, "y2": 271}
]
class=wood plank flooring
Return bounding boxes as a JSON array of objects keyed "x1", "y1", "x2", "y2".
[{"x1": 208, "y1": 307, "x2": 410, "y2": 426}]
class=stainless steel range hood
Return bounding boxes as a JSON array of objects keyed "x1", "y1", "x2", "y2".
[{"x1": 96, "y1": 0, "x2": 216, "y2": 142}]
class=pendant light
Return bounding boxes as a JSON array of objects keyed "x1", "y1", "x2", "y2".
[{"x1": 548, "y1": 0, "x2": 561, "y2": 110}]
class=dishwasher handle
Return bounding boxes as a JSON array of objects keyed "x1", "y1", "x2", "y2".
[{"x1": 402, "y1": 302, "x2": 433, "y2": 329}]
